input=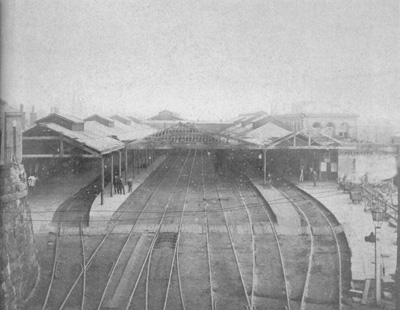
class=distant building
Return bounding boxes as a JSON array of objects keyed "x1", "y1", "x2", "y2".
[
  {"x1": 128, "y1": 116, "x2": 142, "y2": 124},
  {"x1": 111, "y1": 115, "x2": 132, "y2": 126},
  {"x1": 273, "y1": 113, "x2": 359, "y2": 140},
  {"x1": 0, "y1": 99, "x2": 25, "y2": 164},
  {"x1": 147, "y1": 110, "x2": 183, "y2": 121}
]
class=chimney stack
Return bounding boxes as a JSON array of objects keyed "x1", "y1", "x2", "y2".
[
  {"x1": 30, "y1": 106, "x2": 37, "y2": 127},
  {"x1": 20, "y1": 104, "x2": 26, "y2": 130}
]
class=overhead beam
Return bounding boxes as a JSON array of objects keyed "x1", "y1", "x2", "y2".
[
  {"x1": 100, "y1": 157, "x2": 104, "y2": 205},
  {"x1": 110, "y1": 153, "x2": 114, "y2": 197},
  {"x1": 23, "y1": 154, "x2": 101, "y2": 158},
  {"x1": 267, "y1": 146, "x2": 357, "y2": 150},
  {"x1": 23, "y1": 136, "x2": 60, "y2": 140},
  {"x1": 124, "y1": 147, "x2": 128, "y2": 184}
]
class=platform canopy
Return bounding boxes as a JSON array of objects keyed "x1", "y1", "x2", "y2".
[
  {"x1": 127, "y1": 122, "x2": 254, "y2": 149},
  {"x1": 23, "y1": 121, "x2": 125, "y2": 159}
]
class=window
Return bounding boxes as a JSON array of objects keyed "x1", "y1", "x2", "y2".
[
  {"x1": 326, "y1": 122, "x2": 335, "y2": 136},
  {"x1": 312, "y1": 122, "x2": 321, "y2": 128},
  {"x1": 339, "y1": 122, "x2": 349, "y2": 138}
]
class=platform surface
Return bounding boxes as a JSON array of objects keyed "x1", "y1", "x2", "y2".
[
  {"x1": 295, "y1": 180, "x2": 396, "y2": 282},
  {"x1": 89, "y1": 155, "x2": 167, "y2": 228}
]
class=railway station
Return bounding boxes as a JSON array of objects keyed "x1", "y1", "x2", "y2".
[{"x1": 1, "y1": 101, "x2": 399, "y2": 310}]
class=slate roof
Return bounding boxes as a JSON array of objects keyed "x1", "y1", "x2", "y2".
[
  {"x1": 84, "y1": 114, "x2": 115, "y2": 127},
  {"x1": 148, "y1": 110, "x2": 183, "y2": 121},
  {"x1": 239, "y1": 122, "x2": 292, "y2": 146},
  {"x1": 37, "y1": 113, "x2": 84, "y2": 125},
  {"x1": 32, "y1": 122, "x2": 124, "y2": 155}
]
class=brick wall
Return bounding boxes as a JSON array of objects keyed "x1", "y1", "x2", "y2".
[{"x1": 0, "y1": 163, "x2": 39, "y2": 310}]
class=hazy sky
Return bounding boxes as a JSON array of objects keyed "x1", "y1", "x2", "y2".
[{"x1": 1, "y1": 0, "x2": 399, "y2": 120}]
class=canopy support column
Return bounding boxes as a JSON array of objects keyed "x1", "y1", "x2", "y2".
[
  {"x1": 132, "y1": 150, "x2": 136, "y2": 178},
  {"x1": 110, "y1": 153, "x2": 114, "y2": 197},
  {"x1": 100, "y1": 157, "x2": 104, "y2": 205},
  {"x1": 138, "y1": 150, "x2": 141, "y2": 174},
  {"x1": 263, "y1": 149, "x2": 267, "y2": 186},
  {"x1": 118, "y1": 150, "x2": 122, "y2": 178},
  {"x1": 124, "y1": 147, "x2": 128, "y2": 184}
]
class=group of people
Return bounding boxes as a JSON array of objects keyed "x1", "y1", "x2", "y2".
[
  {"x1": 299, "y1": 165, "x2": 318, "y2": 186},
  {"x1": 114, "y1": 176, "x2": 134, "y2": 194}
]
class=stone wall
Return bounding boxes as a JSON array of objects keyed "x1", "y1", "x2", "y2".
[{"x1": 0, "y1": 163, "x2": 39, "y2": 310}]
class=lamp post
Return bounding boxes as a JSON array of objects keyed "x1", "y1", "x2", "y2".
[{"x1": 372, "y1": 207, "x2": 384, "y2": 305}]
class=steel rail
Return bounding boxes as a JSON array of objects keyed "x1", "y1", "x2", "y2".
[
  {"x1": 228, "y1": 153, "x2": 291, "y2": 310},
  {"x1": 288, "y1": 185, "x2": 343, "y2": 310},
  {"x1": 223, "y1": 153, "x2": 256, "y2": 309},
  {"x1": 97, "y1": 150, "x2": 189, "y2": 309},
  {"x1": 163, "y1": 149, "x2": 197, "y2": 310},
  {"x1": 57, "y1": 151, "x2": 181, "y2": 310},
  {"x1": 143, "y1": 149, "x2": 192, "y2": 310},
  {"x1": 42, "y1": 191, "x2": 71, "y2": 310},
  {"x1": 207, "y1": 151, "x2": 251, "y2": 309},
  {"x1": 234, "y1": 150, "x2": 341, "y2": 309},
  {"x1": 123, "y1": 151, "x2": 192, "y2": 310},
  {"x1": 279, "y1": 189, "x2": 314, "y2": 310},
  {"x1": 41, "y1": 227, "x2": 60, "y2": 310},
  {"x1": 235, "y1": 181, "x2": 256, "y2": 309},
  {"x1": 202, "y1": 149, "x2": 215, "y2": 310},
  {"x1": 79, "y1": 223, "x2": 86, "y2": 310}
]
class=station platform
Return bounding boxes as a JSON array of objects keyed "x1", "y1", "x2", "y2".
[
  {"x1": 294, "y1": 180, "x2": 397, "y2": 283},
  {"x1": 89, "y1": 155, "x2": 167, "y2": 229},
  {"x1": 253, "y1": 183, "x2": 303, "y2": 235},
  {"x1": 28, "y1": 169, "x2": 100, "y2": 234}
]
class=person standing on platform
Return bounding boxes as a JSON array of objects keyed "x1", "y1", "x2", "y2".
[
  {"x1": 127, "y1": 178, "x2": 133, "y2": 192},
  {"x1": 114, "y1": 175, "x2": 118, "y2": 194},
  {"x1": 299, "y1": 165, "x2": 304, "y2": 182},
  {"x1": 120, "y1": 177, "x2": 126, "y2": 195},
  {"x1": 312, "y1": 169, "x2": 318, "y2": 186},
  {"x1": 28, "y1": 175, "x2": 38, "y2": 193}
]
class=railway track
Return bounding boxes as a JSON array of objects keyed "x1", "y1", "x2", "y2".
[
  {"x1": 201, "y1": 150, "x2": 215, "y2": 310},
  {"x1": 99, "y1": 149, "x2": 195, "y2": 310},
  {"x1": 95, "y1": 149, "x2": 191, "y2": 310},
  {"x1": 227, "y1": 153, "x2": 291, "y2": 310},
  {"x1": 143, "y1": 149, "x2": 195, "y2": 310},
  {"x1": 231, "y1": 149, "x2": 346, "y2": 309},
  {"x1": 38, "y1": 148, "x2": 349, "y2": 310},
  {"x1": 203, "y1": 151, "x2": 252, "y2": 310},
  {"x1": 41, "y1": 150, "x2": 182, "y2": 309},
  {"x1": 42, "y1": 196, "x2": 87, "y2": 310},
  {"x1": 279, "y1": 183, "x2": 343, "y2": 310}
]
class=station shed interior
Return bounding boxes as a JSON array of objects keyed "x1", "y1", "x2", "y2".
[
  {"x1": 22, "y1": 113, "x2": 355, "y2": 209},
  {"x1": 23, "y1": 113, "x2": 159, "y2": 204},
  {"x1": 128, "y1": 122, "x2": 348, "y2": 183}
]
